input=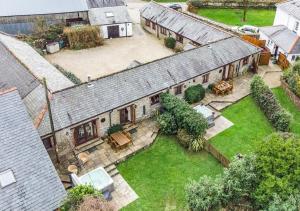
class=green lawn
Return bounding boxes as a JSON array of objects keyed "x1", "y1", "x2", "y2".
[
  {"x1": 197, "y1": 8, "x2": 275, "y2": 26},
  {"x1": 118, "y1": 135, "x2": 223, "y2": 211},
  {"x1": 273, "y1": 87, "x2": 300, "y2": 135},
  {"x1": 210, "y1": 96, "x2": 274, "y2": 159}
]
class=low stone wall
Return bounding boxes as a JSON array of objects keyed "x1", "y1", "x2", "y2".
[
  {"x1": 281, "y1": 78, "x2": 300, "y2": 109},
  {"x1": 189, "y1": 0, "x2": 280, "y2": 9}
]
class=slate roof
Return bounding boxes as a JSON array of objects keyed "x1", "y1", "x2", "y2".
[
  {"x1": 38, "y1": 37, "x2": 261, "y2": 136},
  {"x1": 0, "y1": 89, "x2": 66, "y2": 210},
  {"x1": 87, "y1": 0, "x2": 125, "y2": 8},
  {"x1": 0, "y1": 0, "x2": 88, "y2": 17},
  {"x1": 277, "y1": 0, "x2": 300, "y2": 20},
  {"x1": 0, "y1": 33, "x2": 74, "y2": 92},
  {"x1": 140, "y1": 2, "x2": 232, "y2": 45},
  {"x1": 260, "y1": 25, "x2": 300, "y2": 54},
  {"x1": 89, "y1": 6, "x2": 131, "y2": 25},
  {"x1": 0, "y1": 42, "x2": 40, "y2": 98}
]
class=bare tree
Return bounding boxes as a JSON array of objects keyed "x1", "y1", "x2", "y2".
[{"x1": 243, "y1": 0, "x2": 249, "y2": 22}]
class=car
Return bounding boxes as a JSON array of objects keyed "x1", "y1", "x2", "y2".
[
  {"x1": 169, "y1": 4, "x2": 182, "y2": 11},
  {"x1": 235, "y1": 25, "x2": 259, "y2": 35}
]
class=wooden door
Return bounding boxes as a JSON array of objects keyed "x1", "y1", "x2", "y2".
[
  {"x1": 120, "y1": 107, "x2": 129, "y2": 124},
  {"x1": 227, "y1": 64, "x2": 234, "y2": 80},
  {"x1": 130, "y1": 105, "x2": 136, "y2": 124},
  {"x1": 107, "y1": 25, "x2": 120, "y2": 38}
]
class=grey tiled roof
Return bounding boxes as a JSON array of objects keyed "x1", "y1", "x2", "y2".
[
  {"x1": 260, "y1": 25, "x2": 300, "y2": 54},
  {"x1": 277, "y1": 0, "x2": 300, "y2": 20},
  {"x1": 87, "y1": 0, "x2": 125, "y2": 8},
  {"x1": 38, "y1": 37, "x2": 261, "y2": 136},
  {"x1": 89, "y1": 6, "x2": 132, "y2": 25},
  {"x1": 0, "y1": 90, "x2": 66, "y2": 211},
  {"x1": 0, "y1": 42, "x2": 40, "y2": 98},
  {"x1": 140, "y1": 2, "x2": 232, "y2": 45},
  {"x1": 0, "y1": 0, "x2": 88, "y2": 17},
  {"x1": 0, "y1": 34, "x2": 74, "y2": 93}
]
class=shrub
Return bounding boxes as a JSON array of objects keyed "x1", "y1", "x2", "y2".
[
  {"x1": 160, "y1": 93, "x2": 208, "y2": 138},
  {"x1": 61, "y1": 185, "x2": 102, "y2": 211},
  {"x1": 177, "y1": 128, "x2": 191, "y2": 148},
  {"x1": 164, "y1": 37, "x2": 176, "y2": 49},
  {"x1": 186, "y1": 176, "x2": 223, "y2": 211},
  {"x1": 107, "y1": 124, "x2": 123, "y2": 135},
  {"x1": 189, "y1": 137, "x2": 205, "y2": 152},
  {"x1": 254, "y1": 133, "x2": 300, "y2": 209},
  {"x1": 78, "y1": 196, "x2": 116, "y2": 211},
  {"x1": 207, "y1": 83, "x2": 215, "y2": 91},
  {"x1": 54, "y1": 64, "x2": 82, "y2": 85},
  {"x1": 250, "y1": 75, "x2": 291, "y2": 131},
  {"x1": 64, "y1": 25, "x2": 104, "y2": 50},
  {"x1": 157, "y1": 112, "x2": 177, "y2": 135},
  {"x1": 184, "y1": 84, "x2": 205, "y2": 104}
]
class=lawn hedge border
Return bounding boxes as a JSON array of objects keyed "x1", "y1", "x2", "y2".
[{"x1": 250, "y1": 75, "x2": 291, "y2": 132}]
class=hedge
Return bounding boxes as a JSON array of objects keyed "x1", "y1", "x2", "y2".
[
  {"x1": 160, "y1": 93, "x2": 208, "y2": 138},
  {"x1": 184, "y1": 84, "x2": 205, "y2": 104},
  {"x1": 250, "y1": 75, "x2": 291, "y2": 132},
  {"x1": 64, "y1": 25, "x2": 104, "y2": 50}
]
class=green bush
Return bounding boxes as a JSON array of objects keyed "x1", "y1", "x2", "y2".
[
  {"x1": 176, "y1": 128, "x2": 192, "y2": 148},
  {"x1": 107, "y1": 124, "x2": 123, "y2": 135},
  {"x1": 164, "y1": 37, "x2": 176, "y2": 49},
  {"x1": 184, "y1": 84, "x2": 205, "y2": 104},
  {"x1": 160, "y1": 93, "x2": 208, "y2": 138},
  {"x1": 250, "y1": 75, "x2": 291, "y2": 132},
  {"x1": 61, "y1": 185, "x2": 102, "y2": 211},
  {"x1": 283, "y1": 62, "x2": 300, "y2": 98},
  {"x1": 186, "y1": 176, "x2": 223, "y2": 211},
  {"x1": 207, "y1": 83, "x2": 215, "y2": 91},
  {"x1": 157, "y1": 112, "x2": 177, "y2": 135}
]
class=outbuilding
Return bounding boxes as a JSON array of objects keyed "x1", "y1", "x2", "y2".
[
  {"x1": 0, "y1": 0, "x2": 89, "y2": 35},
  {"x1": 89, "y1": 6, "x2": 132, "y2": 38}
]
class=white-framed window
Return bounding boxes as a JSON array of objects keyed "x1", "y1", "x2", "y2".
[{"x1": 105, "y1": 12, "x2": 114, "y2": 18}]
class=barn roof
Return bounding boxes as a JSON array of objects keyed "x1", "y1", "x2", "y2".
[
  {"x1": 260, "y1": 25, "x2": 300, "y2": 54},
  {"x1": 0, "y1": 89, "x2": 66, "y2": 210},
  {"x1": 87, "y1": 0, "x2": 125, "y2": 8},
  {"x1": 140, "y1": 2, "x2": 232, "y2": 45},
  {"x1": 0, "y1": 34, "x2": 74, "y2": 92},
  {"x1": 38, "y1": 37, "x2": 261, "y2": 136},
  {"x1": 277, "y1": 0, "x2": 300, "y2": 20},
  {"x1": 0, "y1": 0, "x2": 88, "y2": 17},
  {"x1": 89, "y1": 6, "x2": 132, "y2": 25}
]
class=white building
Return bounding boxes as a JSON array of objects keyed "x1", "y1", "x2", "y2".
[
  {"x1": 259, "y1": 0, "x2": 300, "y2": 62},
  {"x1": 89, "y1": 6, "x2": 132, "y2": 38}
]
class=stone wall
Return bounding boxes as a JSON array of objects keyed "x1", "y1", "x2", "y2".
[
  {"x1": 189, "y1": 0, "x2": 281, "y2": 9},
  {"x1": 281, "y1": 78, "x2": 300, "y2": 109}
]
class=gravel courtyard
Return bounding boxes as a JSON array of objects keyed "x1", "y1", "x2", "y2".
[{"x1": 45, "y1": 25, "x2": 174, "y2": 82}]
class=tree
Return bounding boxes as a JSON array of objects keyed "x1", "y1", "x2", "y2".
[
  {"x1": 267, "y1": 194, "x2": 300, "y2": 211},
  {"x1": 61, "y1": 185, "x2": 103, "y2": 211},
  {"x1": 77, "y1": 196, "x2": 116, "y2": 211},
  {"x1": 222, "y1": 155, "x2": 258, "y2": 206},
  {"x1": 186, "y1": 176, "x2": 223, "y2": 211},
  {"x1": 242, "y1": 0, "x2": 249, "y2": 22},
  {"x1": 254, "y1": 133, "x2": 300, "y2": 209}
]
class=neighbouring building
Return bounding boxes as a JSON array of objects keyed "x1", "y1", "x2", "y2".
[
  {"x1": 37, "y1": 37, "x2": 261, "y2": 159},
  {"x1": 140, "y1": 2, "x2": 232, "y2": 48},
  {"x1": 0, "y1": 32, "x2": 73, "y2": 153},
  {"x1": 259, "y1": 0, "x2": 300, "y2": 62},
  {"x1": 89, "y1": 6, "x2": 132, "y2": 38},
  {"x1": 86, "y1": 0, "x2": 126, "y2": 8},
  {"x1": 0, "y1": 88, "x2": 66, "y2": 210},
  {"x1": 0, "y1": 0, "x2": 89, "y2": 35}
]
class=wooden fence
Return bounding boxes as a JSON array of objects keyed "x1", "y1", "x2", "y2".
[
  {"x1": 259, "y1": 51, "x2": 271, "y2": 65},
  {"x1": 278, "y1": 53, "x2": 290, "y2": 70},
  {"x1": 242, "y1": 35, "x2": 266, "y2": 48},
  {"x1": 204, "y1": 141, "x2": 230, "y2": 168},
  {"x1": 281, "y1": 78, "x2": 300, "y2": 109}
]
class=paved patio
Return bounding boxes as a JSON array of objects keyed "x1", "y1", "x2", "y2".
[
  {"x1": 78, "y1": 119, "x2": 159, "y2": 175},
  {"x1": 203, "y1": 64, "x2": 282, "y2": 111},
  {"x1": 204, "y1": 116, "x2": 233, "y2": 140}
]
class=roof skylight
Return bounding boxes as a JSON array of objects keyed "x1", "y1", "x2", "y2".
[{"x1": 0, "y1": 169, "x2": 16, "y2": 188}]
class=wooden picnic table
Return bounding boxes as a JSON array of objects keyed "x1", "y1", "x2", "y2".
[
  {"x1": 213, "y1": 81, "x2": 233, "y2": 96},
  {"x1": 110, "y1": 131, "x2": 132, "y2": 150}
]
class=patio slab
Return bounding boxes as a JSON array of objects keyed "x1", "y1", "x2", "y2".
[
  {"x1": 111, "y1": 174, "x2": 139, "y2": 210},
  {"x1": 204, "y1": 116, "x2": 233, "y2": 140}
]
